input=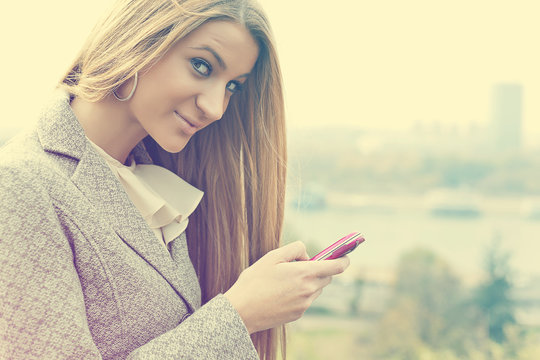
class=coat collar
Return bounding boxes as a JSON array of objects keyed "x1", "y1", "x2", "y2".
[{"x1": 36, "y1": 90, "x2": 198, "y2": 311}]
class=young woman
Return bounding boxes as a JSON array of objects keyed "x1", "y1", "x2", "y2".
[{"x1": 0, "y1": 0, "x2": 350, "y2": 359}]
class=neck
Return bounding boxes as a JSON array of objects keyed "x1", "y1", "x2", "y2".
[{"x1": 71, "y1": 94, "x2": 147, "y2": 164}]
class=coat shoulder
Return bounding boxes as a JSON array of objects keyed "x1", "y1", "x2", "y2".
[
  {"x1": 0, "y1": 129, "x2": 71, "y2": 189},
  {"x1": 0, "y1": 131, "x2": 64, "y2": 215}
]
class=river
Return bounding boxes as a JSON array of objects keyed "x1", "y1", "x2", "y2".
[{"x1": 285, "y1": 193, "x2": 540, "y2": 284}]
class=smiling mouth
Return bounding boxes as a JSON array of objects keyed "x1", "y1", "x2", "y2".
[
  {"x1": 174, "y1": 111, "x2": 195, "y2": 127},
  {"x1": 174, "y1": 111, "x2": 200, "y2": 135}
]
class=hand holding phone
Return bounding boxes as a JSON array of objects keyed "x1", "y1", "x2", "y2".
[{"x1": 310, "y1": 232, "x2": 365, "y2": 261}]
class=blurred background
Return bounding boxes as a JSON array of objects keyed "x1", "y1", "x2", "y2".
[{"x1": 1, "y1": 1, "x2": 539, "y2": 359}]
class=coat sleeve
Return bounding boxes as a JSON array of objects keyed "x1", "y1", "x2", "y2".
[
  {"x1": 126, "y1": 295, "x2": 259, "y2": 359},
  {"x1": 0, "y1": 164, "x2": 259, "y2": 360}
]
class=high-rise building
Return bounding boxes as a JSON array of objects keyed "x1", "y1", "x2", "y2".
[{"x1": 490, "y1": 83, "x2": 523, "y2": 153}]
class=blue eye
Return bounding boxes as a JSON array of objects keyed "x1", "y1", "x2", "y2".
[
  {"x1": 191, "y1": 58, "x2": 211, "y2": 76},
  {"x1": 226, "y1": 80, "x2": 244, "y2": 94}
]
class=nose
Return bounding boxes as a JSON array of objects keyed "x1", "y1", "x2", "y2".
[{"x1": 196, "y1": 84, "x2": 228, "y2": 122}]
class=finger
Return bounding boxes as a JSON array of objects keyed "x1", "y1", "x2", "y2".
[
  {"x1": 315, "y1": 275, "x2": 332, "y2": 288},
  {"x1": 311, "y1": 256, "x2": 350, "y2": 277},
  {"x1": 308, "y1": 287, "x2": 324, "y2": 303},
  {"x1": 273, "y1": 241, "x2": 309, "y2": 262}
]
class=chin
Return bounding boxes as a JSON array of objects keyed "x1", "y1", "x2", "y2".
[{"x1": 156, "y1": 136, "x2": 190, "y2": 154}]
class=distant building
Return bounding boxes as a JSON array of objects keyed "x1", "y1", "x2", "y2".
[{"x1": 490, "y1": 83, "x2": 523, "y2": 153}]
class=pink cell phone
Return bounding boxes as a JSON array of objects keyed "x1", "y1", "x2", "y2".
[{"x1": 310, "y1": 232, "x2": 365, "y2": 261}]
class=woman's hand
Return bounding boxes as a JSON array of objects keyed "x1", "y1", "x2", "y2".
[{"x1": 224, "y1": 241, "x2": 350, "y2": 334}]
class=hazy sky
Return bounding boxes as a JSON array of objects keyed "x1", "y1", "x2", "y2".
[{"x1": 1, "y1": 0, "x2": 539, "y2": 146}]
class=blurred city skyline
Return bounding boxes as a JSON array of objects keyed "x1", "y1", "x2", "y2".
[{"x1": 1, "y1": 0, "x2": 539, "y2": 149}]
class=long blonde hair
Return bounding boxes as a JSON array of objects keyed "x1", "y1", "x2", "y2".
[{"x1": 61, "y1": 0, "x2": 287, "y2": 359}]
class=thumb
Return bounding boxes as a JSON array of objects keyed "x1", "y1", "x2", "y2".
[{"x1": 273, "y1": 241, "x2": 310, "y2": 262}]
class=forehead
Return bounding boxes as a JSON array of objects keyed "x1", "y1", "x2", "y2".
[{"x1": 178, "y1": 20, "x2": 259, "y2": 73}]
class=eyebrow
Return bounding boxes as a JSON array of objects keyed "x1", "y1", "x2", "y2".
[
  {"x1": 191, "y1": 46, "x2": 226, "y2": 69},
  {"x1": 190, "y1": 45, "x2": 251, "y2": 79}
]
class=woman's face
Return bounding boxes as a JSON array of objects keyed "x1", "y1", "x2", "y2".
[{"x1": 126, "y1": 20, "x2": 259, "y2": 153}]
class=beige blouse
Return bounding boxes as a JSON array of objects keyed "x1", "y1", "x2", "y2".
[{"x1": 88, "y1": 139, "x2": 203, "y2": 250}]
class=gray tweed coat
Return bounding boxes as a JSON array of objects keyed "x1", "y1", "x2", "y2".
[{"x1": 0, "y1": 92, "x2": 259, "y2": 359}]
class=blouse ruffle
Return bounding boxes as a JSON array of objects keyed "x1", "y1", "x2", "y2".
[{"x1": 88, "y1": 139, "x2": 203, "y2": 248}]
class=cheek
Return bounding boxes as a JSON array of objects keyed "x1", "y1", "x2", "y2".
[
  {"x1": 135, "y1": 79, "x2": 186, "y2": 116},
  {"x1": 160, "y1": 73, "x2": 199, "y2": 108},
  {"x1": 140, "y1": 60, "x2": 191, "y2": 97}
]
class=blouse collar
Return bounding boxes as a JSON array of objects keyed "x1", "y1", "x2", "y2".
[{"x1": 88, "y1": 138, "x2": 203, "y2": 246}]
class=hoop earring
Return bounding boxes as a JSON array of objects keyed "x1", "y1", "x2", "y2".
[{"x1": 113, "y1": 72, "x2": 138, "y2": 102}]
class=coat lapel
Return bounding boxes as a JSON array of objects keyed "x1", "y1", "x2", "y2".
[{"x1": 37, "y1": 91, "x2": 198, "y2": 312}]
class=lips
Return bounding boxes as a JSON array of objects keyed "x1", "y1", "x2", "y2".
[
  {"x1": 174, "y1": 111, "x2": 200, "y2": 135},
  {"x1": 174, "y1": 111, "x2": 196, "y2": 127}
]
